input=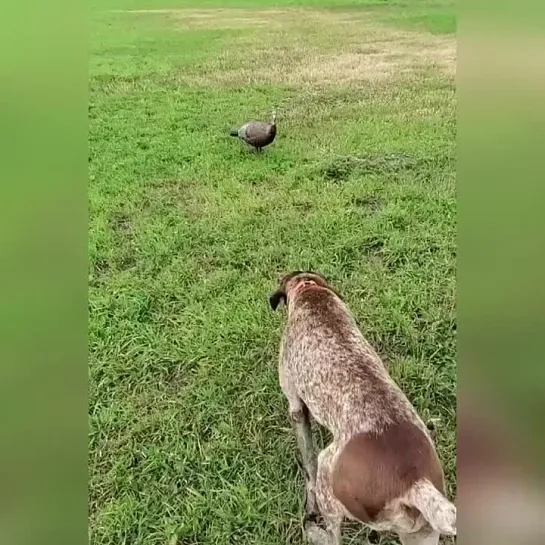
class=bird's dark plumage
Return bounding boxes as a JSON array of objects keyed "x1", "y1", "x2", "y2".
[{"x1": 229, "y1": 110, "x2": 277, "y2": 151}]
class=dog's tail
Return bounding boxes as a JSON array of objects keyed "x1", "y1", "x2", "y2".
[{"x1": 407, "y1": 479, "x2": 456, "y2": 535}]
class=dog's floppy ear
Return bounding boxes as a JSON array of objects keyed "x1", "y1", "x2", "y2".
[{"x1": 269, "y1": 290, "x2": 286, "y2": 311}]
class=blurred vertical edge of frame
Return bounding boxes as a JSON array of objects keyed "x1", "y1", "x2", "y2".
[
  {"x1": 459, "y1": 0, "x2": 545, "y2": 543},
  {"x1": 0, "y1": 1, "x2": 88, "y2": 545}
]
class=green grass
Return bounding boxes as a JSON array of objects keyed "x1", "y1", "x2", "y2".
[
  {"x1": 89, "y1": 1, "x2": 456, "y2": 544},
  {"x1": 92, "y1": 0, "x2": 452, "y2": 10}
]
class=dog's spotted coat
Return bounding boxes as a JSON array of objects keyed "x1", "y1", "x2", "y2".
[{"x1": 270, "y1": 272, "x2": 456, "y2": 545}]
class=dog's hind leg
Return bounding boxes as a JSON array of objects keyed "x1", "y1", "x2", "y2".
[{"x1": 305, "y1": 444, "x2": 344, "y2": 545}]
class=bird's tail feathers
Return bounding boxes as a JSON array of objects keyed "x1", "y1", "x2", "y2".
[{"x1": 229, "y1": 129, "x2": 239, "y2": 137}]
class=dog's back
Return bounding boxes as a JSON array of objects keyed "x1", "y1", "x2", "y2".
[{"x1": 284, "y1": 286, "x2": 426, "y2": 438}]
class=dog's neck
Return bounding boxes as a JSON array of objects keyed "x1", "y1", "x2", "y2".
[{"x1": 290, "y1": 279, "x2": 322, "y2": 298}]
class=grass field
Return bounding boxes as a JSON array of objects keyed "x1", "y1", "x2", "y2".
[{"x1": 89, "y1": 0, "x2": 456, "y2": 543}]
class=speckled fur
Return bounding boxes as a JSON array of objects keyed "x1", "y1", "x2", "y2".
[{"x1": 270, "y1": 272, "x2": 456, "y2": 545}]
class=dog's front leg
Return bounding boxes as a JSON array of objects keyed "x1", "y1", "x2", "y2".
[
  {"x1": 280, "y1": 366, "x2": 319, "y2": 519},
  {"x1": 289, "y1": 403, "x2": 319, "y2": 519}
]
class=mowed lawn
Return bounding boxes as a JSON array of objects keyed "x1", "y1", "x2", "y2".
[{"x1": 89, "y1": 1, "x2": 456, "y2": 544}]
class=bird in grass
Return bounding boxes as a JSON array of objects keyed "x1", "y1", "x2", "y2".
[{"x1": 229, "y1": 110, "x2": 277, "y2": 153}]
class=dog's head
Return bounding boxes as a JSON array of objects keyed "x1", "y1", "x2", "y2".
[{"x1": 269, "y1": 270, "x2": 339, "y2": 310}]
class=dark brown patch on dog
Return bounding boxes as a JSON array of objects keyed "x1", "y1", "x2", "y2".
[
  {"x1": 331, "y1": 420, "x2": 445, "y2": 523},
  {"x1": 269, "y1": 290, "x2": 286, "y2": 310},
  {"x1": 298, "y1": 289, "x2": 353, "y2": 342}
]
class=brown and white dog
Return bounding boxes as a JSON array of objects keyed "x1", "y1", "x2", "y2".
[{"x1": 269, "y1": 271, "x2": 456, "y2": 545}]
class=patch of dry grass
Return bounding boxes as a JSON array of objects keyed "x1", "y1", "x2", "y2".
[{"x1": 117, "y1": 8, "x2": 456, "y2": 87}]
